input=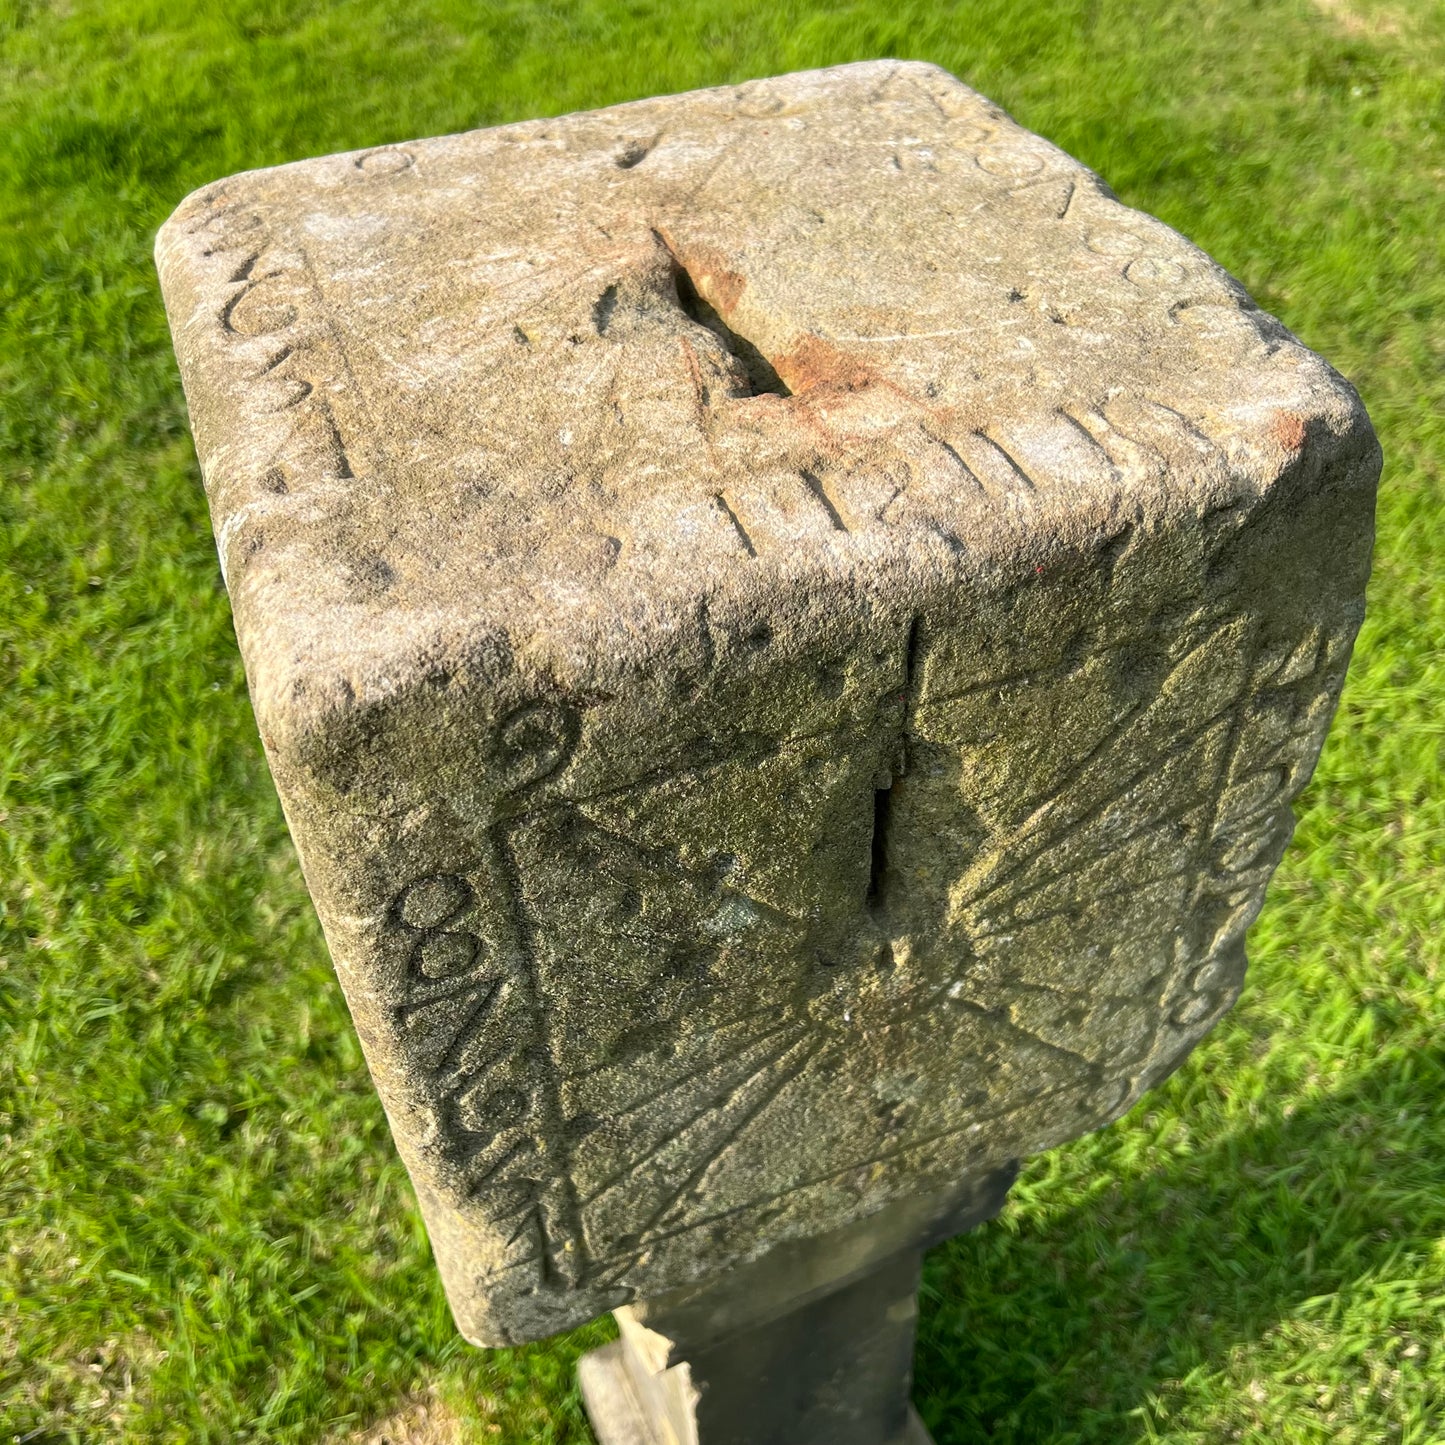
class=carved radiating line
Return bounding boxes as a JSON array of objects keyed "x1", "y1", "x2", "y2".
[
  {"x1": 463, "y1": 1136, "x2": 536, "y2": 1195},
  {"x1": 571, "y1": 711, "x2": 887, "y2": 811},
  {"x1": 1189, "y1": 632, "x2": 1265, "y2": 894},
  {"x1": 610, "y1": 1080, "x2": 1085, "y2": 1260},
  {"x1": 572, "y1": 808, "x2": 804, "y2": 927},
  {"x1": 960, "y1": 665, "x2": 1247, "y2": 908},
  {"x1": 973, "y1": 863, "x2": 1196, "y2": 935},
  {"x1": 585, "y1": 1252, "x2": 645, "y2": 1292},
  {"x1": 1008, "y1": 976, "x2": 1157, "y2": 1008},
  {"x1": 715, "y1": 492, "x2": 757, "y2": 556},
  {"x1": 505, "y1": 1211, "x2": 539, "y2": 1247},
  {"x1": 476, "y1": 1247, "x2": 544, "y2": 1277},
  {"x1": 1057, "y1": 179, "x2": 1077, "y2": 219},
  {"x1": 623, "y1": 1034, "x2": 823, "y2": 1247},
  {"x1": 945, "y1": 998, "x2": 1096, "y2": 1070},
  {"x1": 577, "y1": 1023, "x2": 811, "y2": 1207},
  {"x1": 607, "y1": 1017, "x2": 800, "y2": 1123},
  {"x1": 926, "y1": 658, "x2": 1074, "y2": 708},
  {"x1": 967, "y1": 752, "x2": 1224, "y2": 916},
  {"x1": 563, "y1": 998, "x2": 794, "y2": 1086}
]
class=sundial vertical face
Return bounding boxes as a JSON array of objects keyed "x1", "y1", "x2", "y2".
[{"x1": 156, "y1": 61, "x2": 1379, "y2": 1343}]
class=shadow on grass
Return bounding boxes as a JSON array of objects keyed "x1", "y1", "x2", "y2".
[{"x1": 914, "y1": 1047, "x2": 1443, "y2": 1443}]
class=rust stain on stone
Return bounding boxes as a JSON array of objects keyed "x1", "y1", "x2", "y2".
[
  {"x1": 1270, "y1": 411, "x2": 1308, "y2": 453},
  {"x1": 674, "y1": 240, "x2": 748, "y2": 316},
  {"x1": 774, "y1": 335, "x2": 879, "y2": 395}
]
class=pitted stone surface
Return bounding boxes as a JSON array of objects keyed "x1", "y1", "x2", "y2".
[{"x1": 155, "y1": 60, "x2": 1379, "y2": 1345}]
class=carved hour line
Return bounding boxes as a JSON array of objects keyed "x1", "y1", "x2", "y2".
[
  {"x1": 980, "y1": 862, "x2": 1194, "y2": 938},
  {"x1": 1056, "y1": 408, "x2": 1122, "y2": 479},
  {"x1": 623, "y1": 1034, "x2": 823, "y2": 1247},
  {"x1": 598, "y1": 1076, "x2": 1082, "y2": 1263},
  {"x1": 969, "y1": 746, "x2": 1227, "y2": 910},
  {"x1": 973, "y1": 431, "x2": 1037, "y2": 491},
  {"x1": 715, "y1": 491, "x2": 757, "y2": 556},
  {"x1": 962, "y1": 710, "x2": 1239, "y2": 912},
  {"x1": 563, "y1": 999, "x2": 793, "y2": 1086},
  {"x1": 569, "y1": 708, "x2": 890, "y2": 811},
  {"x1": 977, "y1": 863, "x2": 1197, "y2": 934},
  {"x1": 923, "y1": 432, "x2": 987, "y2": 496},
  {"x1": 570, "y1": 808, "x2": 802, "y2": 928},
  {"x1": 925, "y1": 654, "x2": 1084, "y2": 707},
  {"x1": 577, "y1": 1024, "x2": 811, "y2": 1207},
  {"x1": 1147, "y1": 635, "x2": 1271, "y2": 1072},
  {"x1": 490, "y1": 819, "x2": 591, "y2": 1282},
  {"x1": 1008, "y1": 976, "x2": 1155, "y2": 1009},
  {"x1": 604, "y1": 1017, "x2": 800, "y2": 1123},
  {"x1": 394, "y1": 972, "x2": 498, "y2": 1022},
  {"x1": 1190, "y1": 634, "x2": 1267, "y2": 890},
  {"x1": 964, "y1": 629, "x2": 1253, "y2": 890},
  {"x1": 941, "y1": 999, "x2": 1095, "y2": 1071},
  {"x1": 800, "y1": 469, "x2": 850, "y2": 532},
  {"x1": 584, "y1": 1252, "x2": 645, "y2": 1293},
  {"x1": 957, "y1": 702, "x2": 1185, "y2": 896},
  {"x1": 463, "y1": 1137, "x2": 537, "y2": 1194},
  {"x1": 505, "y1": 1210, "x2": 540, "y2": 1248}
]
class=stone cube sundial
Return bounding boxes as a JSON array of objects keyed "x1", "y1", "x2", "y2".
[{"x1": 156, "y1": 61, "x2": 1378, "y2": 1444}]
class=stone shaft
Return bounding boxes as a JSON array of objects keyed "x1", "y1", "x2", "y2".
[
  {"x1": 154, "y1": 61, "x2": 1380, "y2": 1345},
  {"x1": 580, "y1": 1166, "x2": 1014, "y2": 1444},
  {"x1": 583, "y1": 1258, "x2": 929, "y2": 1445}
]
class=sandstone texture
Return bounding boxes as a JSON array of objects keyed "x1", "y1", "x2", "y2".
[{"x1": 155, "y1": 61, "x2": 1380, "y2": 1346}]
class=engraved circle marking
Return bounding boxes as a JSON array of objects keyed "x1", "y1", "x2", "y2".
[
  {"x1": 224, "y1": 287, "x2": 297, "y2": 337},
  {"x1": 357, "y1": 147, "x2": 415, "y2": 174},
  {"x1": 399, "y1": 874, "x2": 473, "y2": 929},
  {"x1": 496, "y1": 701, "x2": 579, "y2": 789},
  {"x1": 977, "y1": 148, "x2": 1046, "y2": 177},
  {"x1": 1169, "y1": 992, "x2": 1218, "y2": 1027},
  {"x1": 1126, "y1": 256, "x2": 1188, "y2": 285},
  {"x1": 418, "y1": 931, "x2": 481, "y2": 979},
  {"x1": 1087, "y1": 230, "x2": 1147, "y2": 258}
]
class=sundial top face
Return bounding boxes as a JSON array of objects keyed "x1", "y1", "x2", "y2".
[{"x1": 157, "y1": 62, "x2": 1378, "y2": 1344}]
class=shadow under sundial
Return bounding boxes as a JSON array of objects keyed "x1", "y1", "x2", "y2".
[{"x1": 914, "y1": 1045, "x2": 1445, "y2": 1443}]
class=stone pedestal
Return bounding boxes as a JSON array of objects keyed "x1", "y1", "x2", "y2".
[
  {"x1": 580, "y1": 1259, "x2": 931, "y2": 1445},
  {"x1": 581, "y1": 1164, "x2": 1014, "y2": 1445},
  {"x1": 155, "y1": 58, "x2": 1378, "y2": 1443}
]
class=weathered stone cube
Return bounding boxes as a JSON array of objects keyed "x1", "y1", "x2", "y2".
[{"x1": 155, "y1": 61, "x2": 1378, "y2": 1348}]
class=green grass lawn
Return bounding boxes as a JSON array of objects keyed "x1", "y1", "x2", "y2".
[{"x1": 2, "y1": 0, "x2": 1442, "y2": 1440}]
